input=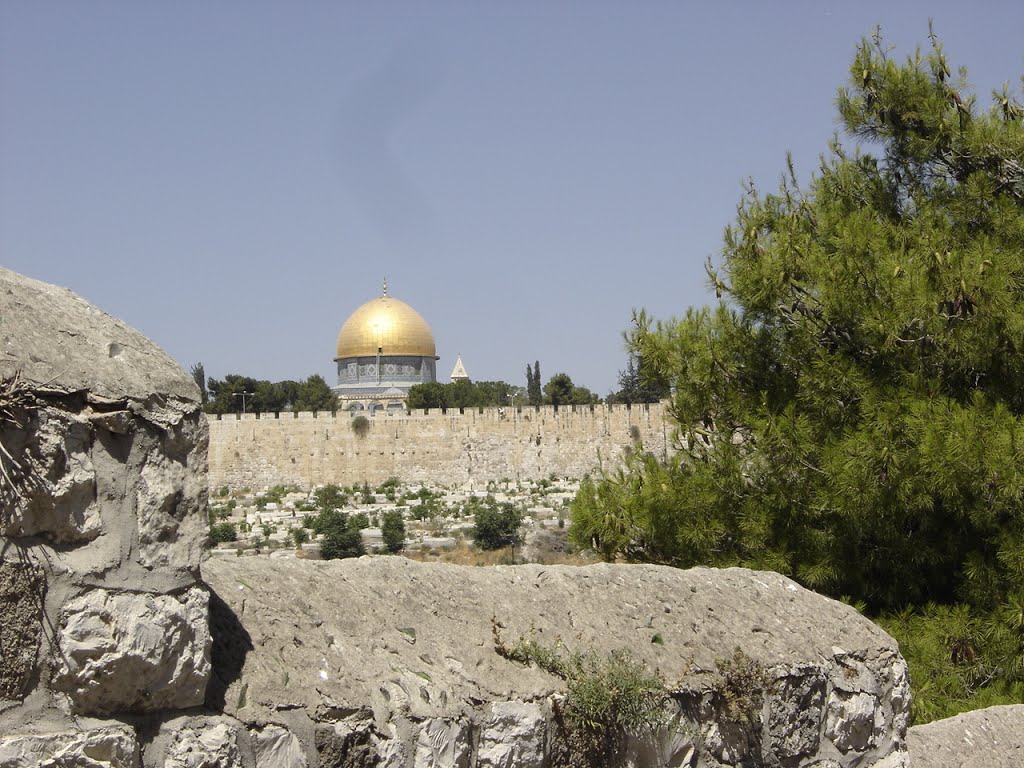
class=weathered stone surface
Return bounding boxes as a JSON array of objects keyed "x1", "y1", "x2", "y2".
[
  {"x1": 0, "y1": 268, "x2": 198, "y2": 402},
  {"x1": 52, "y1": 587, "x2": 211, "y2": 714},
  {"x1": 161, "y1": 717, "x2": 244, "y2": 768},
  {"x1": 0, "y1": 559, "x2": 44, "y2": 702},
  {"x1": 251, "y1": 726, "x2": 305, "y2": 768},
  {"x1": 0, "y1": 267, "x2": 208, "y2": 575},
  {"x1": 0, "y1": 725, "x2": 139, "y2": 767},
  {"x1": 202, "y1": 557, "x2": 910, "y2": 767},
  {"x1": 477, "y1": 701, "x2": 545, "y2": 768},
  {"x1": 908, "y1": 703, "x2": 1024, "y2": 767},
  {"x1": 413, "y1": 718, "x2": 471, "y2": 768}
]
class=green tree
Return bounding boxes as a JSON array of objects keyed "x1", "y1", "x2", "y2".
[
  {"x1": 295, "y1": 374, "x2": 337, "y2": 412},
  {"x1": 381, "y1": 509, "x2": 406, "y2": 553},
  {"x1": 191, "y1": 363, "x2": 208, "y2": 404},
  {"x1": 208, "y1": 521, "x2": 237, "y2": 545},
  {"x1": 472, "y1": 497, "x2": 524, "y2": 550},
  {"x1": 314, "y1": 484, "x2": 348, "y2": 514},
  {"x1": 570, "y1": 29, "x2": 1024, "y2": 720},
  {"x1": 608, "y1": 354, "x2": 670, "y2": 404},
  {"x1": 528, "y1": 361, "x2": 543, "y2": 405},
  {"x1": 407, "y1": 381, "x2": 448, "y2": 409},
  {"x1": 319, "y1": 513, "x2": 366, "y2": 560}
]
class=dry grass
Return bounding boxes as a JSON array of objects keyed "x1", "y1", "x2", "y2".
[{"x1": 402, "y1": 539, "x2": 592, "y2": 567}]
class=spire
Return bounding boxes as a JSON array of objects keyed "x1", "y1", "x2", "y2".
[
  {"x1": 382, "y1": 277, "x2": 388, "y2": 297},
  {"x1": 450, "y1": 354, "x2": 469, "y2": 382}
]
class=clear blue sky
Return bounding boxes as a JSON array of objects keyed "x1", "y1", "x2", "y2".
[{"x1": 2, "y1": 2, "x2": 1022, "y2": 396}]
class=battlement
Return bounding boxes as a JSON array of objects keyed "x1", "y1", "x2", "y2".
[{"x1": 206, "y1": 401, "x2": 664, "y2": 424}]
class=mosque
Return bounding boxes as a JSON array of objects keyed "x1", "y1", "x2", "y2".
[{"x1": 333, "y1": 281, "x2": 467, "y2": 412}]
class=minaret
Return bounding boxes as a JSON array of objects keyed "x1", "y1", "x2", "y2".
[{"x1": 450, "y1": 355, "x2": 469, "y2": 383}]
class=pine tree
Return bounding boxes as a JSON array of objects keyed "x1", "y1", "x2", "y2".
[{"x1": 570, "y1": 28, "x2": 1024, "y2": 719}]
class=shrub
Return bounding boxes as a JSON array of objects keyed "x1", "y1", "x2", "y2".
[
  {"x1": 351, "y1": 414, "x2": 370, "y2": 437},
  {"x1": 472, "y1": 497, "x2": 523, "y2": 551},
  {"x1": 208, "y1": 522, "x2": 237, "y2": 545},
  {"x1": 493, "y1": 625, "x2": 667, "y2": 767},
  {"x1": 314, "y1": 484, "x2": 348, "y2": 513},
  {"x1": 381, "y1": 510, "x2": 406, "y2": 553},
  {"x1": 320, "y1": 521, "x2": 366, "y2": 560}
]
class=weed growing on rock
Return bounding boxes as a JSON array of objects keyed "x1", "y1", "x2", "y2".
[
  {"x1": 710, "y1": 647, "x2": 769, "y2": 723},
  {"x1": 493, "y1": 621, "x2": 667, "y2": 767},
  {"x1": 350, "y1": 414, "x2": 370, "y2": 438}
]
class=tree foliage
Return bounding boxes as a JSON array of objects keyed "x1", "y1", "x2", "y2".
[
  {"x1": 407, "y1": 379, "x2": 520, "y2": 409},
  {"x1": 381, "y1": 509, "x2": 406, "y2": 553},
  {"x1": 472, "y1": 496, "x2": 524, "y2": 551},
  {"x1": 319, "y1": 511, "x2": 366, "y2": 560},
  {"x1": 190, "y1": 362, "x2": 208, "y2": 404},
  {"x1": 607, "y1": 354, "x2": 670, "y2": 404},
  {"x1": 206, "y1": 373, "x2": 336, "y2": 414},
  {"x1": 527, "y1": 361, "x2": 543, "y2": 406},
  {"x1": 543, "y1": 373, "x2": 601, "y2": 406},
  {"x1": 570, "y1": 29, "x2": 1024, "y2": 720}
]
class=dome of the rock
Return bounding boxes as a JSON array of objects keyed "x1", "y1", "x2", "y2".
[
  {"x1": 333, "y1": 284, "x2": 439, "y2": 412},
  {"x1": 335, "y1": 295, "x2": 437, "y2": 359}
]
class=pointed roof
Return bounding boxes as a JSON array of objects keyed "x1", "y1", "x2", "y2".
[{"x1": 450, "y1": 355, "x2": 469, "y2": 382}]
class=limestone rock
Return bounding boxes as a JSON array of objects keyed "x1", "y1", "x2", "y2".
[
  {"x1": 477, "y1": 701, "x2": 545, "y2": 768},
  {"x1": 908, "y1": 703, "x2": 1024, "y2": 767},
  {"x1": 162, "y1": 718, "x2": 244, "y2": 768},
  {"x1": 0, "y1": 725, "x2": 139, "y2": 768},
  {"x1": 52, "y1": 587, "x2": 211, "y2": 714},
  {"x1": 0, "y1": 267, "x2": 198, "y2": 402},
  {"x1": 202, "y1": 557, "x2": 910, "y2": 767},
  {"x1": 413, "y1": 718, "x2": 471, "y2": 768},
  {"x1": 251, "y1": 726, "x2": 305, "y2": 768}
]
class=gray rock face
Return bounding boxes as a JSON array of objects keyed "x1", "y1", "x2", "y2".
[
  {"x1": 0, "y1": 725, "x2": 139, "y2": 768},
  {"x1": 201, "y1": 556, "x2": 911, "y2": 767},
  {"x1": 908, "y1": 704, "x2": 1024, "y2": 767},
  {"x1": 0, "y1": 268, "x2": 198, "y2": 402},
  {"x1": 52, "y1": 587, "x2": 211, "y2": 714},
  {"x1": 0, "y1": 269, "x2": 209, "y2": 741}
]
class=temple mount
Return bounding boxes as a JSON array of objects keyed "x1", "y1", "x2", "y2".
[{"x1": 333, "y1": 281, "x2": 439, "y2": 412}]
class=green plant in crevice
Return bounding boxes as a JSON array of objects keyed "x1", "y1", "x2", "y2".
[{"x1": 493, "y1": 622, "x2": 668, "y2": 767}]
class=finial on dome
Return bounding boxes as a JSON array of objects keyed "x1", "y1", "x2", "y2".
[{"x1": 382, "y1": 277, "x2": 388, "y2": 297}]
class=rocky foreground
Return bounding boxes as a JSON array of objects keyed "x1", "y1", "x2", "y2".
[{"x1": 197, "y1": 556, "x2": 910, "y2": 767}]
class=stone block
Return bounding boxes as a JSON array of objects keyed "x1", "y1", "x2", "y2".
[
  {"x1": 251, "y1": 726, "x2": 305, "y2": 768},
  {"x1": 0, "y1": 726, "x2": 139, "y2": 768},
  {"x1": 52, "y1": 587, "x2": 211, "y2": 714}
]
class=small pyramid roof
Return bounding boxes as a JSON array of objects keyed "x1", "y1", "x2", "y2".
[{"x1": 450, "y1": 355, "x2": 469, "y2": 381}]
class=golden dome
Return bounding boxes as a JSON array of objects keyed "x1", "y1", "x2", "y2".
[{"x1": 335, "y1": 293, "x2": 437, "y2": 360}]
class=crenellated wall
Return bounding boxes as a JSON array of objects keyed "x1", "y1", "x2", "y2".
[{"x1": 207, "y1": 402, "x2": 673, "y2": 489}]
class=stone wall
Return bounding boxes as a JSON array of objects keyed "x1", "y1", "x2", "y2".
[{"x1": 207, "y1": 402, "x2": 671, "y2": 490}]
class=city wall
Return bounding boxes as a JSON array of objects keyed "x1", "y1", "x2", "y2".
[{"x1": 207, "y1": 401, "x2": 673, "y2": 489}]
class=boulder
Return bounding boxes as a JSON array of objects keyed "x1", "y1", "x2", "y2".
[
  {"x1": 0, "y1": 268, "x2": 209, "y2": 745},
  {"x1": 202, "y1": 557, "x2": 911, "y2": 767},
  {"x1": 908, "y1": 704, "x2": 1024, "y2": 767}
]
